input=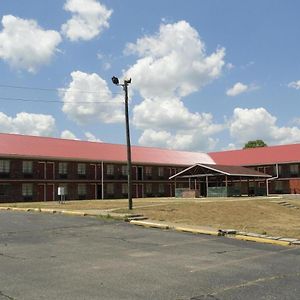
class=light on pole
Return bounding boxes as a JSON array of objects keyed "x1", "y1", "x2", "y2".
[{"x1": 112, "y1": 76, "x2": 133, "y2": 210}]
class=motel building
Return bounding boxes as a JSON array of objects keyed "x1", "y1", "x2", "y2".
[{"x1": 0, "y1": 133, "x2": 300, "y2": 202}]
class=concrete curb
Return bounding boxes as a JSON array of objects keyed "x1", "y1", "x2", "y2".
[
  {"x1": 130, "y1": 220, "x2": 169, "y2": 229},
  {"x1": 233, "y1": 234, "x2": 292, "y2": 246},
  {"x1": 174, "y1": 226, "x2": 220, "y2": 236}
]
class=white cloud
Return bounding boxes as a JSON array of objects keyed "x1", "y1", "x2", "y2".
[
  {"x1": 61, "y1": 0, "x2": 112, "y2": 41},
  {"x1": 61, "y1": 71, "x2": 124, "y2": 124},
  {"x1": 226, "y1": 82, "x2": 248, "y2": 96},
  {"x1": 124, "y1": 21, "x2": 225, "y2": 151},
  {"x1": 229, "y1": 107, "x2": 300, "y2": 146},
  {"x1": 84, "y1": 131, "x2": 102, "y2": 142},
  {"x1": 0, "y1": 112, "x2": 56, "y2": 136},
  {"x1": 61, "y1": 130, "x2": 78, "y2": 140},
  {"x1": 0, "y1": 15, "x2": 61, "y2": 73},
  {"x1": 288, "y1": 80, "x2": 300, "y2": 90},
  {"x1": 125, "y1": 20, "x2": 225, "y2": 99},
  {"x1": 134, "y1": 97, "x2": 224, "y2": 151}
]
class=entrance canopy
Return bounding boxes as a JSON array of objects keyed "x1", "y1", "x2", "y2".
[
  {"x1": 170, "y1": 164, "x2": 272, "y2": 197},
  {"x1": 170, "y1": 164, "x2": 271, "y2": 180}
]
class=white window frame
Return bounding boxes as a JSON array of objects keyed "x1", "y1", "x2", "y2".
[
  {"x1": 158, "y1": 167, "x2": 164, "y2": 177},
  {"x1": 0, "y1": 160, "x2": 10, "y2": 173},
  {"x1": 106, "y1": 164, "x2": 114, "y2": 175},
  {"x1": 22, "y1": 161, "x2": 33, "y2": 174},
  {"x1": 122, "y1": 183, "x2": 128, "y2": 194},
  {"x1": 145, "y1": 166, "x2": 152, "y2": 176},
  {"x1": 107, "y1": 183, "x2": 114, "y2": 194},
  {"x1": 146, "y1": 184, "x2": 152, "y2": 194},
  {"x1": 22, "y1": 183, "x2": 33, "y2": 196},
  {"x1": 59, "y1": 162, "x2": 68, "y2": 175},
  {"x1": 158, "y1": 184, "x2": 164, "y2": 193},
  {"x1": 77, "y1": 184, "x2": 87, "y2": 196},
  {"x1": 77, "y1": 163, "x2": 86, "y2": 175},
  {"x1": 121, "y1": 165, "x2": 128, "y2": 176}
]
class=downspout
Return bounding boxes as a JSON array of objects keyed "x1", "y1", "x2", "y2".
[
  {"x1": 267, "y1": 164, "x2": 279, "y2": 196},
  {"x1": 101, "y1": 161, "x2": 104, "y2": 200}
]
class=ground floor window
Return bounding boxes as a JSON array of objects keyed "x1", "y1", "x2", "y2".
[
  {"x1": 146, "y1": 184, "x2": 152, "y2": 194},
  {"x1": 22, "y1": 183, "x2": 33, "y2": 196},
  {"x1": 158, "y1": 184, "x2": 164, "y2": 193},
  {"x1": 275, "y1": 181, "x2": 283, "y2": 192},
  {"x1": 107, "y1": 183, "x2": 114, "y2": 194},
  {"x1": 0, "y1": 184, "x2": 10, "y2": 196},
  {"x1": 122, "y1": 183, "x2": 128, "y2": 194},
  {"x1": 77, "y1": 184, "x2": 87, "y2": 196}
]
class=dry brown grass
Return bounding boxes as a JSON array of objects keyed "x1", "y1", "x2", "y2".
[{"x1": 1, "y1": 197, "x2": 300, "y2": 238}]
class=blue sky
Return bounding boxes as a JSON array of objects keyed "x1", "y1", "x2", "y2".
[{"x1": 0, "y1": 0, "x2": 300, "y2": 152}]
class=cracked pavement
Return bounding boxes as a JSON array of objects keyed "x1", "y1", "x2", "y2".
[{"x1": 0, "y1": 211, "x2": 300, "y2": 300}]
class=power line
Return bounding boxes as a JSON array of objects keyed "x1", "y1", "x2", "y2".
[
  {"x1": 0, "y1": 83, "x2": 123, "y2": 95},
  {"x1": 0, "y1": 96, "x2": 124, "y2": 104}
]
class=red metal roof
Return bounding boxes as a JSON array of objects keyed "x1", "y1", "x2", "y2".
[
  {"x1": 209, "y1": 144, "x2": 300, "y2": 166},
  {"x1": 0, "y1": 133, "x2": 214, "y2": 166}
]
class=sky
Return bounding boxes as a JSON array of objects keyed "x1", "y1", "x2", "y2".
[{"x1": 0, "y1": 0, "x2": 300, "y2": 153}]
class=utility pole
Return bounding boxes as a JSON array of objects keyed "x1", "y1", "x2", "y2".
[{"x1": 112, "y1": 76, "x2": 133, "y2": 210}]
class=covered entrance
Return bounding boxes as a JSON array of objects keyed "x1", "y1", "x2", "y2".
[{"x1": 170, "y1": 164, "x2": 272, "y2": 197}]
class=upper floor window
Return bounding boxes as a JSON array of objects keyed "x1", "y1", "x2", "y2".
[
  {"x1": 106, "y1": 164, "x2": 114, "y2": 175},
  {"x1": 77, "y1": 163, "x2": 86, "y2": 175},
  {"x1": 145, "y1": 166, "x2": 152, "y2": 176},
  {"x1": 22, "y1": 183, "x2": 33, "y2": 196},
  {"x1": 0, "y1": 160, "x2": 10, "y2": 173},
  {"x1": 59, "y1": 162, "x2": 68, "y2": 175},
  {"x1": 158, "y1": 167, "x2": 164, "y2": 177},
  {"x1": 290, "y1": 164, "x2": 299, "y2": 176},
  {"x1": 121, "y1": 165, "x2": 128, "y2": 176},
  {"x1": 22, "y1": 161, "x2": 33, "y2": 174}
]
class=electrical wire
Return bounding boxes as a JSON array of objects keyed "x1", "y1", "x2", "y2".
[
  {"x1": 0, "y1": 96, "x2": 124, "y2": 104},
  {"x1": 0, "y1": 83, "x2": 123, "y2": 95}
]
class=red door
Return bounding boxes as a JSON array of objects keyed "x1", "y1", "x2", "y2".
[
  {"x1": 46, "y1": 163, "x2": 54, "y2": 180},
  {"x1": 37, "y1": 184, "x2": 45, "y2": 201},
  {"x1": 46, "y1": 184, "x2": 54, "y2": 201},
  {"x1": 37, "y1": 162, "x2": 45, "y2": 179}
]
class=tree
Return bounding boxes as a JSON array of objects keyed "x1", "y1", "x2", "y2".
[{"x1": 243, "y1": 139, "x2": 267, "y2": 149}]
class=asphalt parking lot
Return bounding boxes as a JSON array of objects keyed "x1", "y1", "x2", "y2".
[{"x1": 0, "y1": 211, "x2": 300, "y2": 300}]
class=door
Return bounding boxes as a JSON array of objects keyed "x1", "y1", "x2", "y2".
[
  {"x1": 37, "y1": 162, "x2": 45, "y2": 179},
  {"x1": 37, "y1": 184, "x2": 45, "y2": 201},
  {"x1": 46, "y1": 184, "x2": 54, "y2": 201},
  {"x1": 46, "y1": 162, "x2": 54, "y2": 180}
]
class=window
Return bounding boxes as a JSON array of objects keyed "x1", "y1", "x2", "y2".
[
  {"x1": 22, "y1": 183, "x2": 33, "y2": 196},
  {"x1": 122, "y1": 183, "x2": 128, "y2": 194},
  {"x1": 0, "y1": 184, "x2": 10, "y2": 196},
  {"x1": 158, "y1": 167, "x2": 164, "y2": 177},
  {"x1": 22, "y1": 161, "x2": 33, "y2": 174},
  {"x1": 0, "y1": 160, "x2": 10, "y2": 173},
  {"x1": 77, "y1": 163, "x2": 86, "y2": 175},
  {"x1": 59, "y1": 162, "x2": 68, "y2": 175},
  {"x1": 275, "y1": 181, "x2": 283, "y2": 191},
  {"x1": 77, "y1": 184, "x2": 87, "y2": 196},
  {"x1": 146, "y1": 184, "x2": 152, "y2": 194},
  {"x1": 145, "y1": 166, "x2": 152, "y2": 176},
  {"x1": 107, "y1": 183, "x2": 114, "y2": 194},
  {"x1": 121, "y1": 165, "x2": 128, "y2": 176},
  {"x1": 106, "y1": 164, "x2": 114, "y2": 175},
  {"x1": 158, "y1": 184, "x2": 164, "y2": 193},
  {"x1": 290, "y1": 164, "x2": 299, "y2": 176}
]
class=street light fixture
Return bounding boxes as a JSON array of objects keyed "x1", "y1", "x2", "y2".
[{"x1": 112, "y1": 76, "x2": 133, "y2": 210}]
